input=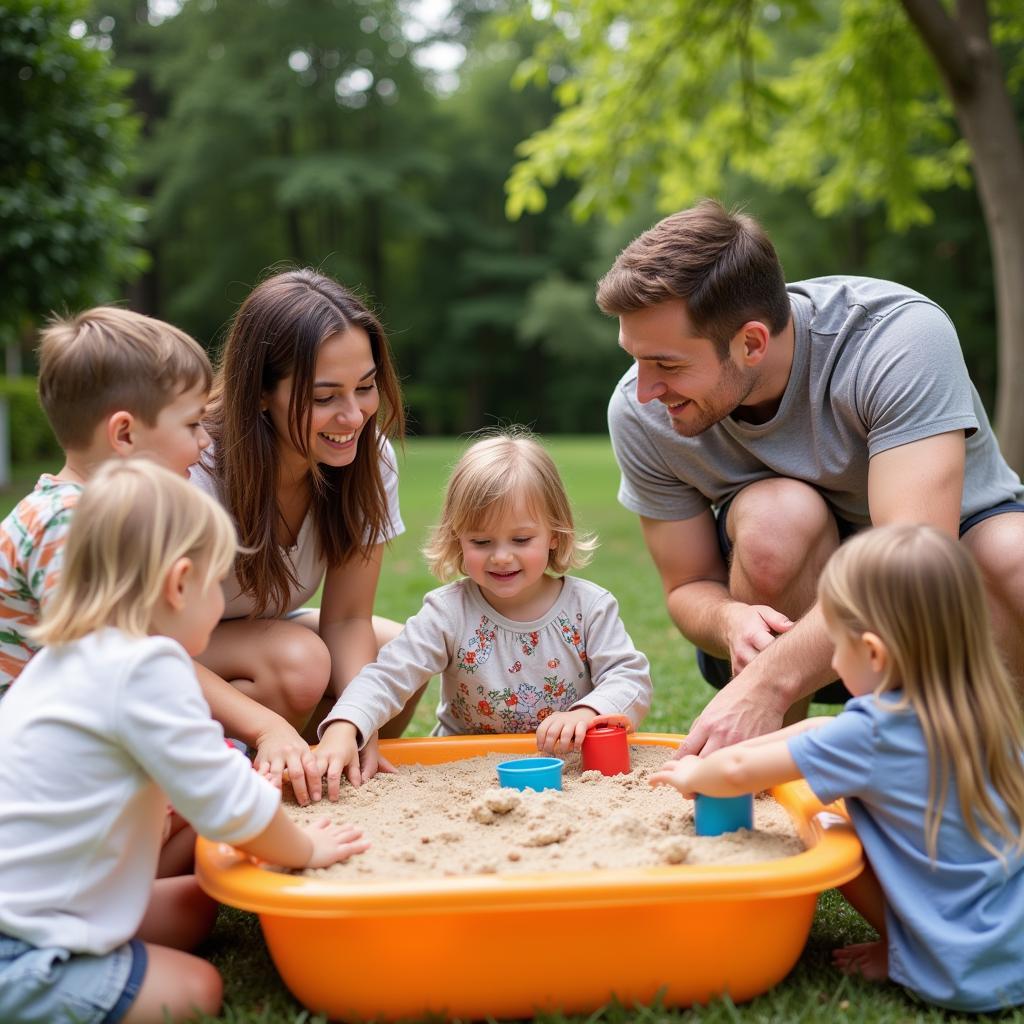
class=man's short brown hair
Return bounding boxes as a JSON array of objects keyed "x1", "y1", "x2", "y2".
[
  {"x1": 37, "y1": 306, "x2": 212, "y2": 450},
  {"x1": 596, "y1": 199, "x2": 790, "y2": 353}
]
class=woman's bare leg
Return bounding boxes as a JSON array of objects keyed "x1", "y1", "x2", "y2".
[
  {"x1": 291, "y1": 611, "x2": 429, "y2": 739},
  {"x1": 197, "y1": 617, "x2": 332, "y2": 733}
]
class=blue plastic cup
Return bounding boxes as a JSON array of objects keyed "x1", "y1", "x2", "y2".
[
  {"x1": 694, "y1": 793, "x2": 754, "y2": 836},
  {"x1": 496, "y1": 757, "x2": 563, "y2": 792}
]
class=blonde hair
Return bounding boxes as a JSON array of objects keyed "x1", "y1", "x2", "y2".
[
  {"x1": 423, "y1": 429, "x2": 596, "y2": 581},
  {"x1": 38, "y1": 306, "x2": 212, "y2": 450},
  {"x1": 818, "y1": 524, "x2": 1024, "y2": 861},
  {"x1": 35, "y1": 460, "x2": 236, "y2": 645}
]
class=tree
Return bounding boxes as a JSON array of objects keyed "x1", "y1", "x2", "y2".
[
  {"x1": 0, "y1": 0, "x2": 143, "y2": 342},
  {"x1": 505, "y1": 0, "x2": 1024, "y2": 471},
  {"x1": 0, "y1": 0, "x2": 143, "y2": 481},
  {"x1": 112, "y1": 0, "x2": 445, "y2": 348}
]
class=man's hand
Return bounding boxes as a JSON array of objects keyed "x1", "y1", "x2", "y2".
[
  {"x1": 723, "y1": 602, "x2": 793, "y2": 673},
  {"x1": 675, "y1": 669, "x2": 788, "y2": 759},
  {"x1": 317, "y1": 721, "x2": 362, "y2": 799},
  {"x1": 536, "y1": 707, "x2": 598, "y2": 755},
  {"x1": 254, "y1": 718, "x2": 322, "y2": 805}
]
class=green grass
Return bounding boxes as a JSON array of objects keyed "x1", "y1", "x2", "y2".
[{"x1": 3, "y1": 441, "x2": 1019, "y2": 1023}]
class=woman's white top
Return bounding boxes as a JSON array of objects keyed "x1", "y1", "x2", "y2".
[{"x1": 190, "y1": 438, "x2": 404, "y2": 618}]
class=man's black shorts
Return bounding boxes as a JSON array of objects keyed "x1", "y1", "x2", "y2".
[{"x1": 695, "y1": 497, "x2": 1024, "y2": 705}]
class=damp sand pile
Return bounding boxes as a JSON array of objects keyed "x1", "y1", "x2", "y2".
[{"x1": 283, "y1": 746, "x2": 805, "y2": 881}]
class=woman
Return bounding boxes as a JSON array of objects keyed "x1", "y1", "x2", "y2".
[{"x1": 191, "y1": 269, "x2": 423, "y2": 802}]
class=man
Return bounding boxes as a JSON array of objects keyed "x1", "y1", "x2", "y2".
[{"x1": 603, "y1": 199, "x2": 1024, "y2": 755}]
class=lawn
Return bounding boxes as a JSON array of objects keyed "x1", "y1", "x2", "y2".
[{"x1": 2, "y1": 439, "x2": 1018, "y2": 1024}]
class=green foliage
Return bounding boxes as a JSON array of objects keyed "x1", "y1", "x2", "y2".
[
  {"x1": 0, "y1": 375, "x2": 60, "y2": 464},
  {"x1": 109, "y1": 0, "x2": 445, "y2": 340},
  {"x1": 0, "y1": 0, "x2": 144, "y2": 341},
  {"x1": 504, "y1": 0, "x2": 990, "y2": 230}
]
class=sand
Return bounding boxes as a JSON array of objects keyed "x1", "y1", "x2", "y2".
[{"x1": 281, "y1": 746, "x2": 805, "y2": 882}]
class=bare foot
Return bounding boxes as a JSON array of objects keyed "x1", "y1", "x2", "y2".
[{"x1": 833, "y1": 940, "x2": 888, "y2": 981}]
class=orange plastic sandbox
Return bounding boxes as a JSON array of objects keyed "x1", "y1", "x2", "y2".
[{"x1": 195, "y1": 734, "x2": 863, "y2": 1021}]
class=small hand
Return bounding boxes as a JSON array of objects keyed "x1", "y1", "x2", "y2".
[
  {"x1": 358, "y1": 733, "x2": 398, "y2": 784},
  {"x1": 725, "y1": 603, "x2": 793, "y2": 673},
  {"x1": 302, "y1": 818, "x2": 370, "y2": 869},
  {"x1": 318, "y1": 721, "x2": 362, "y2": 800},
  {"x1": 536, "y1": 707, "x2": 598, "y2": 755},
  {"x1": 254, "y1": 718, "x2": 322, "y2": 805},
  {"x1": 649, "y1": 756, "x2": 701, "y2": 798}
]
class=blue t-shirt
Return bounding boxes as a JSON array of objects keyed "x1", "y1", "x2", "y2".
[{"x1": 788, "y1": 694, "x2": 1024, "y2": 1012}]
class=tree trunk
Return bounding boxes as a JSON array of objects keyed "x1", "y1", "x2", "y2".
[{"x1": 902, "y1": 0, "x2": 1024, "y2": 474}]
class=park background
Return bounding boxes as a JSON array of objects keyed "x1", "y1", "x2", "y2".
[{"x1": 3, "y1": 1, "x2": 1024, "y2": 1022}]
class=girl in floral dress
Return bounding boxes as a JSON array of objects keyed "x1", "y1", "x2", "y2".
[{"x1": 315, "y1": 430, "x2": 652, "y2": 795}]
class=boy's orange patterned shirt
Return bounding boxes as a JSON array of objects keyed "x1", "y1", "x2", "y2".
[{"x1": 0, "y1": 475, "x2": 83, "y2": 697}]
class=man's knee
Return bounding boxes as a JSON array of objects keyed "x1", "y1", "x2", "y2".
[
  {"x1": 963, "y1": 513, "x2": 1024, "y2": 607},
  {"x1": 729, "y1": 479, "x2": 837, "y2": 595}
]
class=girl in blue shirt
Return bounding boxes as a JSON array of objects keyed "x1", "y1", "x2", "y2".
[{"x1": 651, "y1": 523, "x2": 1024, "y2": 1012}]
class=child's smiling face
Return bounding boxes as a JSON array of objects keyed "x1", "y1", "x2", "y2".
[{"x1": 458, "y1": 499, "x2": 558, "y2": 617}]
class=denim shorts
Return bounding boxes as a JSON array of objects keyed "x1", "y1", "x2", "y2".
[
  {"x1": 695, "y1": 497, "x2": 1024, "y2": 705},
  {"x1": 0, "y1": 933, "x2": 147, "y2": 1024}
]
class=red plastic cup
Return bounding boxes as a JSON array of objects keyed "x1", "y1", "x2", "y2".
[{"x1": 581, "y1": 723, "x2": 631, "y2": 776}]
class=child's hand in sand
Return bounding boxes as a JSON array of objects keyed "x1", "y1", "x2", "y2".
[
  {"x1": 301, "y1": 818, "x2": 370, "y2": 869},
  {"x1": 359, "y1": 732, "x2": 398, "y2": 784},
  {"x1": 317, "y1": 720, "x2": 362, "y2": 799},
  {"x1": 536, "y1": 707, "x2": 598, "y2": 755},
  {"x1": 255, "y1": 718, "x2": 322, "y2": 805},
  {"x1": 649, "y1": 756, "x2": 702, "y2": 799}
]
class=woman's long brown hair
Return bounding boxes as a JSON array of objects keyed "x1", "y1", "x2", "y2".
[{"x1": 206, "y1": 269, "x2": 404, "y2": 616}]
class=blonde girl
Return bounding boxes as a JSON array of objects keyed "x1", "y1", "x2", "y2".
[
  {"x1": 651, "y1": 524, "x2": 1024, "y2": 1013},
  {"x1": 316, "y1": 430, "x2": 653, "y2": 796},
  {"x1": 0, "y1": 461, "x2": 367, "y2": 1024}
]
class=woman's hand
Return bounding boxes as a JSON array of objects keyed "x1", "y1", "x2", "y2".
[
  {"x1": 536, "y1": 707, "x2": 598, "y2": 755},
  {"x1": 254, "y1": 718, "x2": 323, "y2": 805}
]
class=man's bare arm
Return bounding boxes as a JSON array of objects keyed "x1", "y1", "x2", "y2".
[
  {"x1": 678, "y1": 431, "x2": 967, "y2": 757},
  {"x1": 640, "y1": 512, "x2": 793, "y2": 670}
]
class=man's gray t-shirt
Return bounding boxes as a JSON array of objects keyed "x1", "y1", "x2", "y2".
[{"x1": 609, "y1": 276, "x2": 1023, "y2": 526}]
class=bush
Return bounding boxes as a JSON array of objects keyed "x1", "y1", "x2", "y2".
[{"x1": 0, "y1": 376, "x2": 61, "y2": 464}]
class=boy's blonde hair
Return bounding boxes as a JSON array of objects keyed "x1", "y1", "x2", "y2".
[
  {"x1": 818, "y1": 524, "x2": 1024, "y2": 861},
  {"x1": 37, "y1": 306, "x2": 212, "y2": 450},
  {"x1": 35, "y1": 460, "x2": 236, "y2": 645},
  {"x1": 423, "y1": 429, "x2": 597, "y2": 581}
]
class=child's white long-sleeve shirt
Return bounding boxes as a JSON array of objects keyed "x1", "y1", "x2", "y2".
[
  {"x1": 320, "y1": 575, "x2": 652, "y2": 743},
  {"x1": 0, "y1": 628, "x2": 280, "y2": 954}
]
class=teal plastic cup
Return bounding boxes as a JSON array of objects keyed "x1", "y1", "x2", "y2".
[
  {"x1": 694, "y1": 793, "x2": 754, "y2": 836},
  {"x1": 496, "y1": 757, "x2": 563, "y2": 792}
]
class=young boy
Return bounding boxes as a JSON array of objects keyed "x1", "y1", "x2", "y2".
[{"x1": 0, "y1": 306, "x2": 212, "y2": 698}]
